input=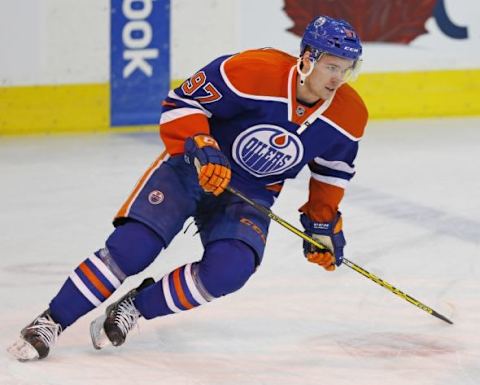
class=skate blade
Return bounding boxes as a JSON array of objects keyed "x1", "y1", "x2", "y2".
[
  {"x1": 7, "y1": 337, "x2": 40, "y2": 362},
  {"x1": 90, "y1": 314, "x2": 110, "y2": 350}
]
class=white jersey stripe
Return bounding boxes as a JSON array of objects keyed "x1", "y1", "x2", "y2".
[
  {"x1": 69, "y1": 272, "x2": 101, "y2": 307},
  {"x1": 317, "y1": 114, "x2": 362, "y2": 142},
  {"x1": 313, "y1": 157, "x2": 355, "y2": 174},
  {"x1": 287, "y1": 66, "x2": 295, "y2": 122},
  {"x1": 184, "y1": 263, "x2": 209, "y2": 305},
  {"x1": 311, "y1": 173, "x2": 349, "y2": 189},
  {"x1": 167, "y1": 90, "x2": 213, "y2": 117},
  {"x1": 160, "y1": 107, "x2": 208, "y2": 125},
  {"x1": 88, "y1": 254, "x2": 121, "y2": 289},
  {"x1": 162, "y1": 274, "x2": 182, "y2": 313}
]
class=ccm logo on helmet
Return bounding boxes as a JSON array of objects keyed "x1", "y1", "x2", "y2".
[
  {"x1": 122, "y1": 0, "x2": 159, "y2": 78},
  {"x1": 344, "y1": 47, "x2": 360, "y2": 52}
]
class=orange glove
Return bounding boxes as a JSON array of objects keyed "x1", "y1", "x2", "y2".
[
  {"x1": 306, "y1": 251, "x2": 336, "y2": 271},
  {"x1": 184, "y1": 134, "x2": 231, "y2": 196}
]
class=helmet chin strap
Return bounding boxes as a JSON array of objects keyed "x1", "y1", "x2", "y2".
[{"x1": 297, "y1": 57, "x2": 315, "y2": 86}]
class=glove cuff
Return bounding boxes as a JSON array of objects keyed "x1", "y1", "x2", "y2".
[
  {"x1": 300, "y1": 212, "x2": 342, "y2": 235},
  {"x1": 191, "y1": 134, "x2": 220, "y2": 149},
  {"x1": 184, "y1": 134, "x2": 217, "y2": 166},
  {"x1": 301, "y1": 212, "x2": 345, "y2": 265}
]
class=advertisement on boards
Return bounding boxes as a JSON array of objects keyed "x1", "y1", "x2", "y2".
[{"x1": 111, "y1": 0, "x2": 170, "y2": 126}]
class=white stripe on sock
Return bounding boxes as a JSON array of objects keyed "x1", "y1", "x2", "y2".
[
  {"x1": 184, "y1": 264, "x2": 209, "y2": 305},
  {"x1": 89, "y1": 254, "x2": 121, "y2": 288},
  {"x1": 69, "y1": 272, "x2": 101, "y2": 307},
  {"x1": 162, "y1": 274, "x2": 182, "y2": 313}
]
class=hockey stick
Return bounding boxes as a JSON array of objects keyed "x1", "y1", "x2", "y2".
[{"x1": 226, "y1": 185, "x2": 453, "y2": 325}]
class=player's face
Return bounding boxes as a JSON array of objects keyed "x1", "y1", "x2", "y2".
[{"x1": 303, "y1": 54, "x2": 355, "y2": 100}]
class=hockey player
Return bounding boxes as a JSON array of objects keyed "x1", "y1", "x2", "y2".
[{"x1": 8, "y1": 15, "x2": 367, "y2": 361}]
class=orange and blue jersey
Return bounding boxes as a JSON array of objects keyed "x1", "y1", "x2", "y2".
[{"x1": 159, "y1": 48, "x2": 368, "y2": 222}]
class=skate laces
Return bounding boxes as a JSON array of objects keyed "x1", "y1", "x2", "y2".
[
  {"x1": 26, "y1": 316, "x2": 62, "y2": 348},
  {"x1": 115, "y1": 297, "x2": 140, "y2": 336}
]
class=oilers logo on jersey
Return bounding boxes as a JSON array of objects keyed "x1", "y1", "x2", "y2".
[{"x1": 232, "y1": 125, "x2": 304, "y2": 177}]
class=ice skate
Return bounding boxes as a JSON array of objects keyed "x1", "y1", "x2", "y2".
[
  {"x1": 90, "y1": 277, "x2": 154, "y2": 349},
  {"x1": 7, "y1": 310, "x2": 62, "y2": 361}
]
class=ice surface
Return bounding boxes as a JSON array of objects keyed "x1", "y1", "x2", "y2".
[{"x1": 1, "y1": 118, "x2": 479, "y2": 385}]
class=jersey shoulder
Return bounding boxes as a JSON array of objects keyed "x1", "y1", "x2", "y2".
[
  {"x1": 222, "y1": 48, "x2": 296, "y2": 99},
  {"x1": 324, "y1": 83, "x2": 368, "y2": 140}
]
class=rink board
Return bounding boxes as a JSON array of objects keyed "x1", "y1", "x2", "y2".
[{"x1": 1, "y1": 69, "x2": 479, "y2": 135}]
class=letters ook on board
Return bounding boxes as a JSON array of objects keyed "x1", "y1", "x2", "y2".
[{"x1": 111, "y1": 0, "x2": 170, "y2": 126}]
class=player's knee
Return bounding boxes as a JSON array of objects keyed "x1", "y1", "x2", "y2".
[
  {"x1": 104, "y1": 220, "x2": 165, "y2": 277},
  {"x1": 198, "y1": 239, "x2": 256, "y2": 298}
]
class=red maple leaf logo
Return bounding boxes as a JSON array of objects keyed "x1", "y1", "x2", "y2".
[{"x1": 284, "y1": 0, "x2": 437, "y2": 44}]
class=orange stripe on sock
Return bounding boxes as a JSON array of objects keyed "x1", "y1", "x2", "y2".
[
  {"x1": 172, "y1": 269, "x2": 194, "y2": 310},
  {"x1": 79, "y1": 262, "x2": 112, "y2": 299},
  {"x1": 116, "y1": 151, "x2": 168, "y2": 218}
]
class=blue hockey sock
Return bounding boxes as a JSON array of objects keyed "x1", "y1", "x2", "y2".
[
  {"x1": 49, "y1": 250, "x2": 124, "y2": 329},
  {"x1": 134, "y1": 239, "x2": 256, "y2": 319},
  {"x1": 49, "y1": 220, "x2": 165, "y2": 329}
]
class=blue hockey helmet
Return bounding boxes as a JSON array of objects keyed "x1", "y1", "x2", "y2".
[{"x1": 300, "y1": 16, "x2": 362, "y2": 61}]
